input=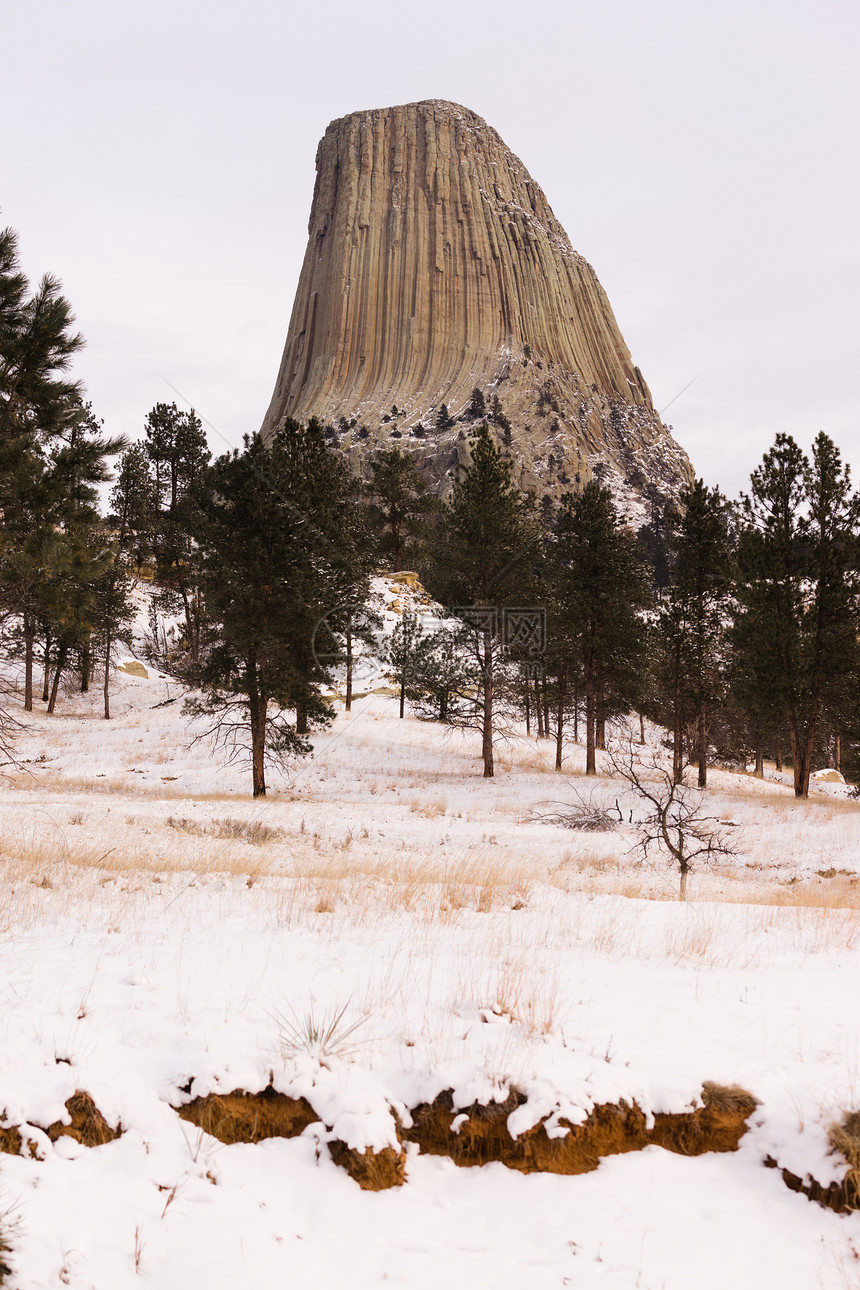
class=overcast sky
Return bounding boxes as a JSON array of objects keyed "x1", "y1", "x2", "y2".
[{"x1": 4, "y1": 0, "x2": 858, "y2": 499}]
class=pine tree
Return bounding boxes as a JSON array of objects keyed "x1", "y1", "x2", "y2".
[
  {"x1": 110, "y1": 444, "x2": 159, "y2": 573},
  {"x1": 408, "y1": 623, "x2": 474, "y2": 724},
  {"x1": 139, "y1": 403, "x2": 211, "y2": 665},
  {"x1": 466, "y1": 387, "x2": 486, "y2": 419},
  {"x1": 659, "y1": 479, "x2": 733, "y2": 786},
  {"x1": 0, "y1": 226, "x2": 83, "y2": 439},
  {"x1": 187, "y1": 421, "x2": 372, "y2": 795},
  {"x1": 0, "y1": 226, "x2": 88, "y2": 709},
  {"x1": 1, "y1": 399, "x2": 124, "y2": 712},
  {"x1": 275, "y1": 419, "x2": 374, "y2": 733},
  {"x1": 733, "y1": 432, "x2": 860, "y2": 797},
  {"x1": 635, "y1": 492, "x2": 682, "y2": 599},
  {"x1": 367, "y1": 448, "x2": 435, "y2": 572},
  {"x1": 435, "y1": 404, "x2": 455, "y2": 431},
  {"x1": 144, "y1": 402, "x2": 209, "y2": 517},
  {"x1": 37, "y1": 520, "x2": 115, "y2": 713},
  {"x1": 387, "y1": 614, "x2": 436, "y2": 719},
  {"x1": 93, "y1": 550, "x2": 135, "y2": 720},
  {"x1": 38, "y1": 400, "x2": 127, "y2": 709},
  {"x1": 0, "y1": 228, "x2": 126, "y2": 715},
  {"x1": 425, "y1": 424, "x2": 539, "y2": 777},
  {"x1": 549, "y1": 482, "x2": 648, "y2": 775},
  {"x1": 488, "y1": 393, "x2": 512, "y2": 438}
]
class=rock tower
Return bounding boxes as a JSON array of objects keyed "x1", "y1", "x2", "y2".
[{"x1": 261, "y1": 100, "x2": 693, "y2": 511}]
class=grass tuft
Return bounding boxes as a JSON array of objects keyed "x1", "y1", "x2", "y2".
[
  {"x1": 701, "y1": 1082, "x2": 759, "y2": 1117},
  {"x1": 0, "y1": 1215, "x2": 13, "y2": 1286}
]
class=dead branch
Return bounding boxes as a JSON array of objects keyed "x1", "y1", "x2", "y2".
[{"x1": 528, "y1": 787, "x2": 623, "y2": 832}]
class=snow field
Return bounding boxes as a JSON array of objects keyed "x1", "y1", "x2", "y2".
[{"x1": 0, "y1": 657, "x2": 859, "y2": 1286}]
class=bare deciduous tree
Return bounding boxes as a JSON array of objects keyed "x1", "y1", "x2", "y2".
[{"x1": 607, "y1": 736, "x2": 740, "y2": 900}]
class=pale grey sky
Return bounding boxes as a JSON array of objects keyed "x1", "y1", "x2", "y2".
[{"x1": 4, "y1": 0, "x2": 858, "y2": 498}]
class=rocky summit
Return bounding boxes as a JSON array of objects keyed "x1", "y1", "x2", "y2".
[{"x1": 261, "y1": 100, "x2": 693, "y2": 514}]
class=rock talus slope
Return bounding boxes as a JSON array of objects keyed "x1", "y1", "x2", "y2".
[{"x1": 261, "y1": 100, "x2": 693, "y2": 510}]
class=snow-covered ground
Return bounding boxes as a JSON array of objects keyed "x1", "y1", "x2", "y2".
[{"x1": 1, "y1": 599, "x2": 859, "y2": 1288}]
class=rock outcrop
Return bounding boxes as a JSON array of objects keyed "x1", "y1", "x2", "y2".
[{"x1": 261, "y1": 100, "x2": 693, "y2": 512}]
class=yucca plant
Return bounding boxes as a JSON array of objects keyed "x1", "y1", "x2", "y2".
[{"x1": 273, "y1": 1001, "x2": 366, "y2": 1067}]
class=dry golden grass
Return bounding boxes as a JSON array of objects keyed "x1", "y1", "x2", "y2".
[
  {"x1": 6, "y1": 770, "x2": 250, "y2": 802},
  {"x1": 455, "y1": 952, "x2": 561, "y2": 1036},
  {"x1": 167, "y1": 816, "x2": 283, "y2": 845},
  {"x1": 726, "y1": 783, "x2": 859, "y2": 813},
  {"x1": 719, "y1": 878, "x2": 860, "y2": 912},
  {"x1": 495, "y1": 745, "x2": 555, "y2": 774},
  {"x1": 409, "y1": 795, "x2": 448, "y2": 819},
  {"x1": 0, "y1": 823, "x2": 277, "y2": 884},
  {"x1": 830, "y1": 1111, "x2": 860, "y2": 1209},
  {"x1": 663, "y1": 919, "x2": 720, "y2": 966}
]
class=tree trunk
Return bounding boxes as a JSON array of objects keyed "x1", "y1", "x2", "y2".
[
  {"x1": 524, "y1": 675, "x2": 530, "y2": 736},
  {"x1": 542, "y1": 675, "x2": 550, "y2": 741},
  {"x1": 42, "y1": 631, "x2": 51, "y2": 702},
  {"x1": 248, "y1": 671, "x2": 267, "y2": 797},
  {"x1": 788, "y1": 714, "x2": 815, "y2": 798},
  {"x1": 189, "y1": 590, "x2": 203, "y2": 667},
  {"x1": 180, "y1": 584, "x2": 204, "y2": 668},
  {"x1": 835, "y1": 734, "x2": 842, "y2": 774},
  {"x1": 103, "y1": 629, "x2": 112, "y2": 720},
  {"x1": 399, "y1": 675, "x2": 406, "y2": 719},
  {"x1": 596, "y1": 714, "x2": 606, "y2": 751},
  {"x1": 754, "y1": 746, "x2": 764, "y2": 778},
  {"x1": 672, "y1": 699, "x2": 683, "y2": 785},
  {"x1": 639, "y1": 711, "x2": 646, "y2": 746},
  {"x1": 80, "y1": 641, "x2": 90, "y2": 692},
  {"x1": 345, "y1": 624, "x2": 353, "y2": 712},
  {"x1": 800, "y1": 726, "x2": 816, "y2": 798},
  {"x1": 47, "y1": 642, "x2": 67, "y2": 714},
  {"x1": 573, "y1": 681, "x2": 579, "y2": 744},
  {"x1": 295, "y1": 685, "x2": 309, "y2": 736},
  {"x1": 23, "y1": 616, "x2": 34, "y2": 712},
  {"x1": 535, "y1": 677, "x2": 545, "y2": 738},
  {"x1": 555, "y1": 670, "x2": 566, "y2": 771},
  {"x1": 585, "y1": 676, "x2": 596, "y2": 776},
  {"x1": 481, "y1": 629, "x2": 494, "y2": 778},
  {"x1": 677, "y1": 835, "x2": 689, "y2": 901},
  {"x1": 697, "y1": 700, "x2": 707, "y2": 789}
]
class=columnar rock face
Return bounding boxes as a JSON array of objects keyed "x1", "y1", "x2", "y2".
[{"x1": 261, "y1": 100, "x2": 693, "y2": 511}]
